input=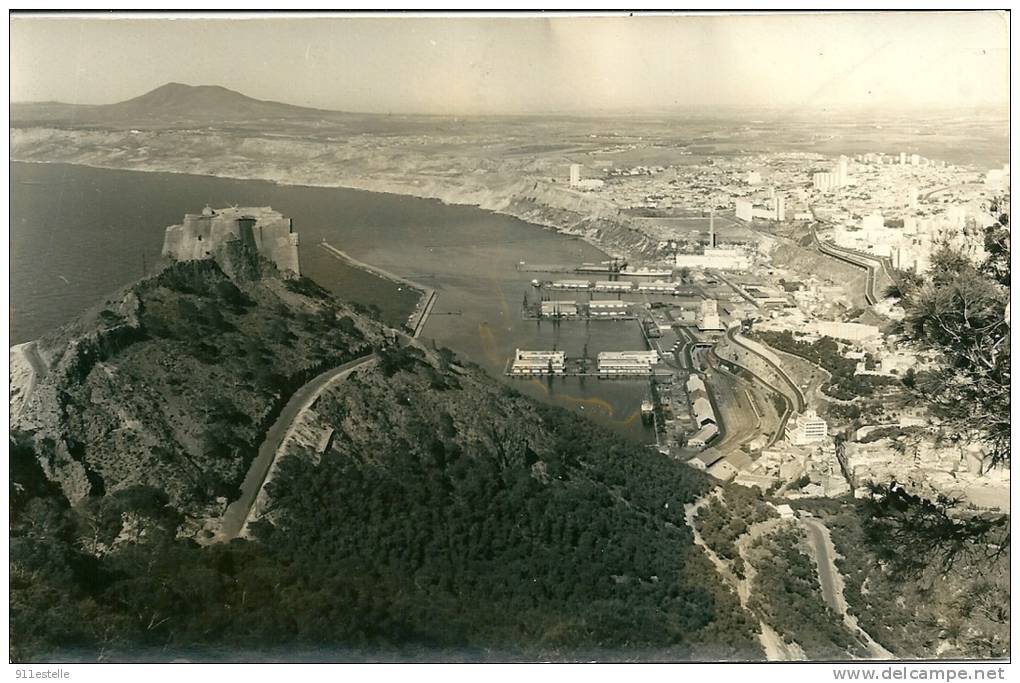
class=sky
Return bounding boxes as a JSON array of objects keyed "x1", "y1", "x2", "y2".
[{"x1": 10, "y1": 12, "x2": 1010, "y2": 115}]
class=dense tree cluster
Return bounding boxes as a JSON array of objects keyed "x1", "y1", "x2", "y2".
[
  {"x1": 693, "y1": 488, "x2": 776, "y2": 578},
  {"x1": 751, "y1": 330, "x2": 898, "y2": 401},
  {"x1": 11, "y1": 353, "x2": 765, "y2": 662}
]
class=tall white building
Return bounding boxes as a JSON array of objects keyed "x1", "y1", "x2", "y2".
[
  {"x1": 899, "y1": 152, "x2": 907, "y2": 165},
  {"x1": 813, "y1": 171, "x2": 837, "y2": 192},
  {"x1": 698, "y1": 298, "x2": 723, "y2": 331},
  {"x1": 837, "y1": 156, "x2": 849, "y2": 188},
  {"x1": 911, "y1": 154, "x2": 921, "y2": 166},
  {"x1": 569, "y1": 164, "x2": 581, "y2": 187},
  {"x1": 775, "y1": 195, "x2": 786, "y2": 222},
  {"x1": 788, "y1": 410, "x2": 828, "y2": 445}
]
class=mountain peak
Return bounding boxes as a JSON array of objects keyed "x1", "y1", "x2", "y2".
[{"x1": 11, "y1": 82, "x2": 345, "y2": 124}]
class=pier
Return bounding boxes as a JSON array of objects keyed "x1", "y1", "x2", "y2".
[
  {"x1": 319, "y1": 241, "x2": 438, "y2": 338},
  {"x1": 514, "y1": 259, "x2": 627, "y2": 274}
]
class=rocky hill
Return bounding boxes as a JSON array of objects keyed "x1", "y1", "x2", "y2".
[{"x1": 11, "y1": 247, "x2": 384, "y2": 524}]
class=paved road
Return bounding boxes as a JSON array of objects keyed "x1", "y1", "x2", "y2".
[
  {"x1": 215, "y1": 354, "x2": 377, "y2": 542},
  {"x1": 800, "y1": 516, "x2": 895, "y2": 658},
  {"x1": 802, "y1": 518, "x2": 840, "y2": 610}
]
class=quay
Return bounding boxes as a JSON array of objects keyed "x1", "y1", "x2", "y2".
[{"x1": 319, "y1": 241, "x2": 438, "y2": 338}]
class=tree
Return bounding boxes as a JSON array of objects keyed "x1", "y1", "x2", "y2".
[
  {"x1": 862, "y1": 483, "x2": 1009, "y2": 578},
  {"x1": 898, "y1": 221, "x2": 1010, "y2": 468}
]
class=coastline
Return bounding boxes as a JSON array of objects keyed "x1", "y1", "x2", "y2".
[{"x1": 10, "y1": 157, "x2": 628, "y2": 264}]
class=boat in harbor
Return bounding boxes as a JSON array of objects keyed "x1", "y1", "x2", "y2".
[{"x1": 620, "y1": 266, "x2": 674, "y2": 278}]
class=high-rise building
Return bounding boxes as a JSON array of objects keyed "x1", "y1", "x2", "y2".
[
  {"x1": 813, "y1": 172, "x2": 837, "y2": 192},
  {"x1": 775, "y1": 195, "x2": 786, "y2": 222},
  {"x1": 709, "y1": 207, "x2": 716, "y2": 247},
  {"x1": 697, "y1": 298, "x2": 723, "y2": 331},
  {"x1": 569, "y1": 164, "x2": 581, "y2": 187},
  {"x1": 837, "y1": 155, "x2": 849, "y2": 188},
  {"x1": 746, "y1": 171, "x2": 762, "y2": 185},
  {"x1": 911, "y1": 154, "x2": 921, "y2": 166},
  {"x1": 907, "y1": 186, "x2": 918, "y2": 210},
  {"x1": 899, "y1": 152, "x2": 907, "y2": 165}
]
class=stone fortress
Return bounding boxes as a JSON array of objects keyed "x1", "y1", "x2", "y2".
[{"x1": 162, "y1": 205, "x2": 300, "y2": 275}]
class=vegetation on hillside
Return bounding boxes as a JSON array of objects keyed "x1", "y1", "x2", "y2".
[
  {"x1": 11, "y1": 309, "x2": 764, "y2": 661},
  {"x1": 745, "y1": 525, "x2": 865, "y2": 660},
  {"x1": 693, "y1": 487, "x2": 777, "y2": 578},
  {"x1": 12, "y1": 260, "x2": 379, "y2": 517},
  {"x1": 791, "y1": 498, "x2": 1008, "y2": 659},
  {"x1": 868, "y1": 213, "x2": 1011, "y2": 573},
  {"x1": 750, "y1": 330, "x2": 898, "y2": 401},
  {"x1": 893, "y1": 217, "x2": 1011, "y2": 468}
]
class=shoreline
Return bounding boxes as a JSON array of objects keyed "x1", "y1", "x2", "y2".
[{"x1": 10, "y1": 158, "x2": 621, "y2": 263}]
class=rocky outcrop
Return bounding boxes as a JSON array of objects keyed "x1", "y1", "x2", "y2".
[{"x1": 11, "y1": 255, "x2": 385, "y2": 518}]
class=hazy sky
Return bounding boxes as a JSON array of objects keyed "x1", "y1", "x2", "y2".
[{"x1": 10, "y1": 12, "x2": 1010, "y2": 114}]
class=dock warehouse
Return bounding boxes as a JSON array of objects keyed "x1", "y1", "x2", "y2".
[
  {"x1": 688, "y1": 423, "x2": 720, "y2": 450},
  {"x1": 540, "y1": 300, "x2": 578, "y2": 316},
  {"x1": 588, "y1": 300, "x2": 631, "y2": 317},
  {"x1": 594, "y1": 280, "x2": 635, "y2": 292},
  {"x1": 510, "y1": 349, "x2": 566, "y2": 375},
  {"x1": 597, "y1": 350, "x2": 660, "y2": 375}
]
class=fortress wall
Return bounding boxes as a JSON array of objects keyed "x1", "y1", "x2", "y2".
[
  {"x1": 254, "y1": 217, "x2": 300, "y2": 275},
  {"x1": 161, "y1": 208, "x2": 300, "y2": 275}
]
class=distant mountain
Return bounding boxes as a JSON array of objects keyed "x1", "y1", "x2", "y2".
[{"x1": 11, "y1": 82, "x2": 345, "y2": 124}]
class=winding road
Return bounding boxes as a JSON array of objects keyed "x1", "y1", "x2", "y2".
[
  {"x1": 800, "y1": 517, "x2": 894, "y2": 659},
  {"x1": 214, "y1": 354, "x2": 377, "y2": 542}
]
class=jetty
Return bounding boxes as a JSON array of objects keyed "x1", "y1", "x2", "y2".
[{"x1": 319, "y1": 241, "x2": 437, "y2": 338}]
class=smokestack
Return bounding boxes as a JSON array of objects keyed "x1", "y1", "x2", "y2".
[{"x1": 709, "y1": 208, "x2": 716, "y2": 248}]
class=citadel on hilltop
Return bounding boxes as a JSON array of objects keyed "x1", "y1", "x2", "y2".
[{"x1": 162, "y1": 205, "x2": 300, "y2": 275}]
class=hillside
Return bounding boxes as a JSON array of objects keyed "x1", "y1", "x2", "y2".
[
  {"x1": 10, "y1": 250, "x2": 762, "y2": 661},
  {"x1": 11, "y1": 247, "x2": 385, "y2": 528}
]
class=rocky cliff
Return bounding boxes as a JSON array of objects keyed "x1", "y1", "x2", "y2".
[{"x1": 10, "y1": 252, "x2": 384, "y2": 523}]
